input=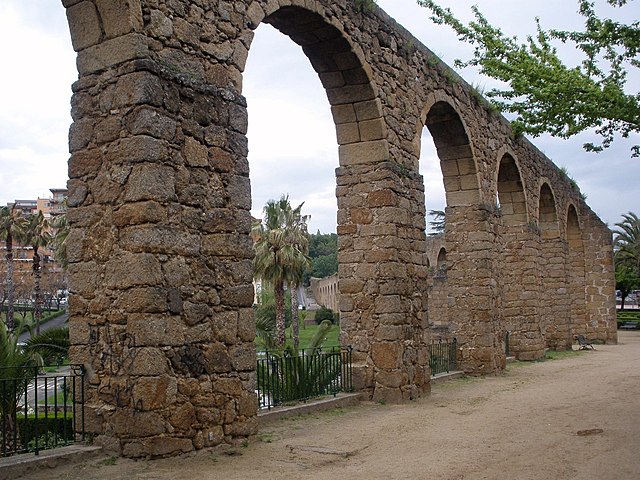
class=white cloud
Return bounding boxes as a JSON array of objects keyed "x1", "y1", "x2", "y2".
[{"x1": 0, "y1": 0, "x2": 637, "y2": 234}]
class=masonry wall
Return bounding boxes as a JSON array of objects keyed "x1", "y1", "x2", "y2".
[{"x1": 62, "y1": 0, "x2": 616, "y2": 457}]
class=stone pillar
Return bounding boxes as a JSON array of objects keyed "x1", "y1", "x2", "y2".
[
  {"x1": 567, "y1": 208, "x2": 588, "y2": 340},
  {"x1": 338, "y1": 162, "x2": 430, "y2": 403},
  {"x1": 65, "y1": 3, "x2": 257, "y2": 456},
  {"x1": 542, "y1": 236, "x2": 572, "y2": 350},
  {"x1": 501, "y1": 226, "x2": 545, "y2": 360},
  {"x1": 581, "y1": 212, "x2": 617, "y2": 343},
  {"x1": 445, "y1": 205, "x2": 504, "y2": 374}
]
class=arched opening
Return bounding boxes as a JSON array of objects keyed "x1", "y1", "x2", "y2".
[
  {"x1": 538, "y1": 183, "x2": 569, "y2": 349},
  {"x1": 497, "y1": 154, "x2": 527, "y2": 226},
  {"x1": 243, "y1": 4, "x2": 429, "y2": 404},
  {"x1": 436, "y1": 247, "x2": 447, "y2": 272},
  {"x1": 424, "y1": 102, "x2": 479, "y2": 208},
  {"x1": 539, "y1": 183, "x2": 559, "y2": 239},
  {"x1": 567, "y1": 205, "x2": 587, "y2": 338},
  {"x1": 497, "y1": 154, "x2": 543, "y2": 360}
]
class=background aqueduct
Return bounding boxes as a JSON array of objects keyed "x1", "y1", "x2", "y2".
[{"x1": 61, "y1": 0, "x2": 616, "y2": 457}]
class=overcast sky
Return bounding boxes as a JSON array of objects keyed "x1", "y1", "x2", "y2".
[{"x1": 0, "y1": 0, "x2": 637, "y2": 234}]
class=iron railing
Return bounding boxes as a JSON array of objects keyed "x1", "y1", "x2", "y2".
[
  {"x1": 429, "y1": 338, "x2": 458, "y2": 376},
  {"x1": 257, "y1": 346, "x2": 353, "y2": 410},
  {"x1": 1, "y1": 365, "x2": 85, "y2": 457}
]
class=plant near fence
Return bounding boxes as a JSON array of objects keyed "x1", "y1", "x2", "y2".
[
  {"x1": 257, "y1": 320, "x2": 352, "y2": 409},
  {"x1": 0, "y1": 317, "x2": 69, "y2": 455}
]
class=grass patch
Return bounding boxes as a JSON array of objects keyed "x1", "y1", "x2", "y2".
[
  {"x1": 256, "y1": 321, "x2": 340, "y2": 351},
  {"x1": 101, "y1": 456, "x2": 117, "y2": 466},
  {"x1": 543, "y1": 350, "x2": 583, "y2": 361}
]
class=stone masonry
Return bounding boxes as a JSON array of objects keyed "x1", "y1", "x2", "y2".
[{"x1": 62, "y1": 0, "x2": 616, "y2": 457}]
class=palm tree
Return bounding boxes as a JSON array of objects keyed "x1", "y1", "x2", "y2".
[
  {"x1": 0, "y1": 317, "x2": 69, "y2": 454},
  {"x1": 0, "y1": 206, "x2": 27, "y2": 332},
  {"x1": 614, "y1": 212, "x2": 640, "y2": 272},
  {"x1": 253, "y1": 196, "x2": 311, "y2": 347},
  {"x1": 21, "y1": 212, "x2": 51, "y2": 335},
  {"x1": 281, "y1": 203, "x2": 311, "y2": 350},
  {"x1": 613, "y1": 212, "x2": 640, "y2": 309},
  {"x1": 50, "y1": 213, "x2": 69, "y2": 270}
]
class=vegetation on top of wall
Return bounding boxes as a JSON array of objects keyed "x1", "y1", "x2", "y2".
[{"x1": 355, "y1": 0, "x2": 378, "y2": 12}]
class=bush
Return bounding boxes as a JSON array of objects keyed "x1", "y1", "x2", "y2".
[
  {"x1": 315, "y1": 306, "x2": 337, "y2": 325},
  {"x1": 17, "y1": 414, "x2": 75, "y2": 449}
]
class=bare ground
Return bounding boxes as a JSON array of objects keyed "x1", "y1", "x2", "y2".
[{"x1": 21, "y1": 331, "x2": 640, "y2": 480}]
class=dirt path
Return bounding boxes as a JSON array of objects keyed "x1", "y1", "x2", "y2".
[{"x1": 22, "y1": 331, "x2": 640, "y2": 480}]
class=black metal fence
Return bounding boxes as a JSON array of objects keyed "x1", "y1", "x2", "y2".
[
  {"x1": 257, "y1": 346, "x2": 353, "y2": 410},
  {"x1": 1, "y1": 365, "x2": 85, "y2": 457},
  {"x1": 429, "y1": 338, "x2": 458, "y2": 376}
]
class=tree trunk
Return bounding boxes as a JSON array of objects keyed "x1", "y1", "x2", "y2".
[
  {"x1": 275, "y1": 281, "x2": 286, "y2": 347},
  {"x1": 5, "y1": 233, "x2": 15, "y2": 332},
  {"x1": 33, "y1": 249, "x2": 42, "y2": 335},
  {"x1": 290, "y1": 281, "x2": 300, "y2": 350}
]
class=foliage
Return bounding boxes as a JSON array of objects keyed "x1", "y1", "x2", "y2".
[
  {"x1": 417, "y1": 0, "x2": 640, "y2": 156},
  {"x1": 254, "y1": 287, "x2": 292, "y2": 350},
  {"x1": 355, "y1": 0, "x2": 377, "y2": 12},
  {"x1": 19, "y1": 415, "x2": 74, "y2": 451},
  {"x1": 253, "y1": 195, "x2": 311, "y2": 347},
  {"x1": 306, "y1": 232, "x2": 338, "y2": 284},
  {"x1": 428, "y1": 209, "x2": 445, "y2": 235},
  {"x1": 314, "y1": 306, "x2": 338, "y2": 325},
  {"x1": 257, "y1": 320, "x2": 343, "y2": 406},
  {"x1": 50, "y1": 213, "x2": 69, "y2": 270},
  {"x1": 0, "y1": 318, "x2": 69, "y2": 453},
  {"x1": 613, "y1": 212, "x2": 640, "y2": 310},
  {"x1": 20, "y1": 211, "x2": 51, "y2": 335},
  {"x1": 0, "y1": 206, "x2": 27, "y2": 331}
]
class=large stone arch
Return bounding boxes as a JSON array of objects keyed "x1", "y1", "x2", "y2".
[
  {"x1": 497, "y1": 153, "x2": 544, "y2": 360},
  {"x1": 418, "y1": 97, "x2": 503, "y2": 374},
  {"x1": 566, "y1": 204, "x2": 588, "y2": 339},
  {"x1": 538, "y1": 182, "x2": 571, "y2": 350},
  {"x1": 60, "y1": 0, "x2": 615, "y2": 457}
]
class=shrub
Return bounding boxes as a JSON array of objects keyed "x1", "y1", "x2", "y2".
[{"x1": 314, "y1": 306, "x2": 336, "y2": 325}]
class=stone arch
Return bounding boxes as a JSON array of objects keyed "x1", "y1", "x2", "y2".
[
  {"x1": 244, "y1": 2, "x2": 388, "y2": 170},
  {"x1": 538, "y1": 182, "x2": 559, "y2": 239},
  {"x1": 538, "y1": 182, "x2": 570, "y2": 350},
  {"x1": 417, "y1": 96, "x2": 503, "y2": 374},
  {"x1": 242, "y1": 2, "x2": 429, "y2": 404},
  {"x1": 566, "y1": 204, "x2": 587, "y2": 338},
  {"x1": 436, "y1": 247, "x2": 447, "y2": 270},
  {"x1": 421, "y1": 98, "x2": 480, "y2": 208},
  {"x1": 497, "y1": 153, "x2": 528, "y2": 226},
  {"x1": 497, "y1": 152, "x2": 543, "y2": 360}
]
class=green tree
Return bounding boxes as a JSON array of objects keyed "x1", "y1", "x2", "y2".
[
  {"x1": 613, "y1": 212, "x2": 640, "y2": 309},
  {"x1": 615, "y1": 264, "x2": 639, "y2": 310},
  {"x1": 417, "y1": 0, "x2": 640, "y2": 156},
  {"x1": 306, "y1": 232, "x2": 338, "y2": 283},
  {"x1": 21, "y1": 212, "x2": 51, "y2": 335},
  {"x1": 0, "y1": 206, "x2": 27, "y2": 331},
  {"x1": 253, "y1": 195, "x2": 311, "y2": 348}
]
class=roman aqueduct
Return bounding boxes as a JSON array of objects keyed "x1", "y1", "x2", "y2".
[{"x1": 61, "y1": 0, "x2": 616, "y2": 456}]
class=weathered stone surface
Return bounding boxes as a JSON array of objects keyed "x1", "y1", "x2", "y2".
[{"x1": 65, "y1": 0, "x2": 614, "y2": 460}]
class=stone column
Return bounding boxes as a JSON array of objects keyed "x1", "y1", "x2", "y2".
[
  {"x1": 581, "y1": 212, "x2": 617, "y2": 343},
  {"x1": 65, "y1": 2, "x2": 257, "y2": 456},
  {"x1": 445, "y1": 205, "x2": 504, "y2": 374},
  {"x1": 501, "y1": 226, "x2": 545, "y2": 360},
  {"x1": 338, "y1": 162, "x2": 430, "y2": 403},
  {"x1": 542, "y1": 236, "x2": 572, "y2": 350}
]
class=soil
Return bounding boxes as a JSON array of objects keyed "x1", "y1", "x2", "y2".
[{"x1": 20, "y1": 331, "x2": 640, "y2": 480}]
